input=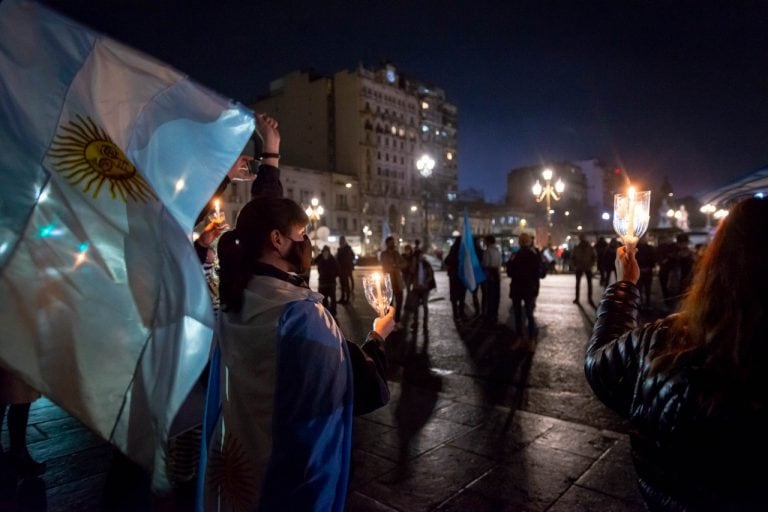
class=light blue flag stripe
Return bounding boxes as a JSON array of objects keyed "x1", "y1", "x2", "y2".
[{"x1": 458, "y1": 209, "x2": 485, "y2": 291}]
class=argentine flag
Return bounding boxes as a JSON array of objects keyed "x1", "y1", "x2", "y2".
[
  {"x1": 0, "y1": 0, "x2": 254, "y2": 488},
  {"x1": 458, "y1": 209, "x2": 485, "y2": 291}
]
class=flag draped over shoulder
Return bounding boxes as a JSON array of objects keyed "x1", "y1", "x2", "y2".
[
  {"x1": 0, "y1": 0, "x2": 254, "y2": 489},
  {"x1": 458, "y1": 209, "x2": 485, "y2": 291}
]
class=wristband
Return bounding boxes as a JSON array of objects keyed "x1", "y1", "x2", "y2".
[{"x1": 260, "y1": 152, "x2": 280, "y2": 160}]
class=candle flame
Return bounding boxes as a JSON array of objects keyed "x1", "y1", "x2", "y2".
[
  {"x1": 628, "y1": 186, "x2": 636, "y2": 200},
  {"x1": 214, "y1": 199, "x2": 221, "y2": 214}
]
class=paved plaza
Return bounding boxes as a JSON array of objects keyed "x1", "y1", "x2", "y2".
[{"x1": 1, "y1": 268, "x2": 659, "y2": 511}]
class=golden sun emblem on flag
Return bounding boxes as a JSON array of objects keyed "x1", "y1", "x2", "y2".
[{"x1": 48, "y1": 115, "x2": 158, "y2": 202}]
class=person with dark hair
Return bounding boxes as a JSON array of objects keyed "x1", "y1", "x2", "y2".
[
  {"x1": 585, "y1": 197, "x2": 768, "y2": 511},
  {"x1": 205, "y1": 197, "x2": 394, "y2": 511},
  {"x1": 506, "y1": 232, "x2": 542, "y2": 340},
  {"x1": 315, "y1": 245, "x2": 340, "y2": 316},
  {"x1": 336, "y1": 236, "x2": 355, "y2": 304}
]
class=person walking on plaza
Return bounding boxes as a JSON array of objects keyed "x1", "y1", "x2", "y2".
[
  {"x1": 380, "y1": 236, "x2": 406, "y2": 325},
  {"x1": 571, "y1": 233, "x2": 597, "y2": 307},
  {"x1": 315, "y1": 245, "x2": 340, "y2": 316},
  {"x1": 585, "y1": 197, "x2": 768, "y2": 511},
  {"x1": 207, "y1": 197, "x2": 394, "y2": 511},
  {"x1": 481, "y1": 234, "x2": 502, "y2": 323},
  {"x1": 401, "y1": 249, "x2": 436, "y2": 333},
  {"x1": 506, "y1": 233, "x2": 543, "y2": 340},
  {"x1": 336, "y1": 236, "x2": 355, "y2": 304}
]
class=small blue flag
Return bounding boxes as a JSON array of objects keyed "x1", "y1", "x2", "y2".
[{"x1": 458, "y1": 209, "x2": 485, "y2": 291}]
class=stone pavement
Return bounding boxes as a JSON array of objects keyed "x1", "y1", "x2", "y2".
[{"x1": 1, "y1": 269, "x2": 659, "y2": 511}]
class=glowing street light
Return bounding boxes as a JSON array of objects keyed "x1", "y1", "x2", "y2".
[
  {"x1": 700, "y1": 203, "x2": 716, "y2": 229},
  {"x1": 305, "y1": 197, "x2": 324, "y2": 249},
  {"x1": 532, "y1": 168, "x2": 565, "y2": 244},
  {"x1": 416, "y1": 154, "x2": 435, "y2": 251}
]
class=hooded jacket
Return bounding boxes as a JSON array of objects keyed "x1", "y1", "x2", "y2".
[{"x1": 205, "y1": 266, "x2": 388, "y2": 511}]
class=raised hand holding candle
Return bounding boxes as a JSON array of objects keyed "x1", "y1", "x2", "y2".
[
  {"x1": 212, "y1": 198, "x2": 225, "y2": 224},
  {"x1": 362, "y1": 271, "x2": 393, "y2": 317},
  {"x1": 613, "y1": 186, "x2": 651, "y2": 247}
]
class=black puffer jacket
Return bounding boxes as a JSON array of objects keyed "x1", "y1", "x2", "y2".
[{"x1": 585, "y1": 281, "x2": 767, "y2": 511}]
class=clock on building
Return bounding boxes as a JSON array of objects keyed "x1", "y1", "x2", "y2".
[{"x1": 386, "y1": 68, "x2": 397, "y2": 84}]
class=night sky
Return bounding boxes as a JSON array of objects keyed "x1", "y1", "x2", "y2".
[{"x1": 42, "y1": 0, "x2": 768, "y2": 201}]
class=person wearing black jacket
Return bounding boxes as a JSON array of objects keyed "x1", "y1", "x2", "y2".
[
  {"x1": 315, "y1": 245, "x2": 340, "y2": 316},
  {"x1": 506, "y1": 233, "x2": 542, "y2": 340},
  {"x1": 336, "y1": 236, "x2": 355, "y2": 304},
  {"x1": 585, "y1": 197, "x2": 768, "y2": 511}
]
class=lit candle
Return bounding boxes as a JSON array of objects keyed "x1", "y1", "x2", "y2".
[
  {"x1": 214, "y1": 199, "x2": 220, "y2": 216},
  {"x1": 626, "y1": 186, "x2": 636, "y2": 245}
]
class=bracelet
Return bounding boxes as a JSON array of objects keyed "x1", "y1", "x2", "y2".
[{"x1": 260, "y1": 152, "x2": 280, "y2": 160}]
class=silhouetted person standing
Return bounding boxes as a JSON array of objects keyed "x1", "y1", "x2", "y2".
[
  {"x1": 401, "y1": 249, "x2": 436, "y2": 333},
  {"x1": 572, "y1": 233, "x2": 597, "y2": 306},
  {"x1": 380, "y1": 236, "x2": 406, "y2": 325},
  {"x1": 506, "y1": 233, "x2": 542, "y2": 340},
  {"x1": 635, "y1": 236, "x2": 657, "y2": 308},
  {"x1": 315, "y1": 245, "x2": 340, "y2": 316},
  {"x1": 336, "y1": 236, "x2": 355, "y2": 304},
  {"x1": 481, "y1": 235, "x2": 502, "y2": 323},
  {"x1": 444, "y1": 236, "x2": 467, "y2": 321}
]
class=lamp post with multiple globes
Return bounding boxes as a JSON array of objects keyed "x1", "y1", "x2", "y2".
[
  {"x1": 304, "y1": 197, "x2": 324, "y2": 250},
  {"x1": 531, "y1": 168, "x2": 565, "y2": 245}
]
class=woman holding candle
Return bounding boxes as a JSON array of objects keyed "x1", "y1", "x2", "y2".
[
  {"x1": 585, "y1": 197, "x2": 768, "y2": 511},
  {"x1": 204, "y1": 197, "x2": 394, "y2": 511}
]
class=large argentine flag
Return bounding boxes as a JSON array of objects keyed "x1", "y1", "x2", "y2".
[
  {"x1": 0, "y1": 0, "x2": 254, "y2": 488},
  {"x1": 458, "y1": 209, "x2": 485, "y2": 291}
]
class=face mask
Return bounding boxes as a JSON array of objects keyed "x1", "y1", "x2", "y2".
[{"x1": 284, "y1": 234, "x2": 313, "y2": 274}]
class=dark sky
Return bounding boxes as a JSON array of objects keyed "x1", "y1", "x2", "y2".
[{"x1": 43, "y1": 0, "x2": 768, "y2": 201}]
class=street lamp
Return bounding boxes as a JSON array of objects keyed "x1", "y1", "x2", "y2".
[
  {"x1": 700, "y1": 203, "x2": 716, "y2": 230},
  {"x1": 305, "y1": 197, "x2": 324, "y2": 249},
  {"x1": 416, "y1": 154, "x2": 435, "y2": 252},
  {"x1": 362, "y1": 224, "x2": 372, "y2": 255},
  {"x1": 532, "y1": 168, "x2": 565, "y2": 244}
]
